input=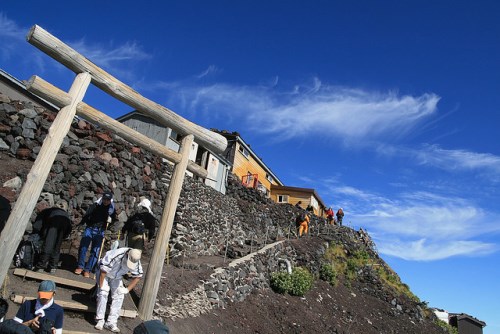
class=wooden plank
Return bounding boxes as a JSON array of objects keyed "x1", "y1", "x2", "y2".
[
  {"x1": 138, "y1": 135, "x2": 193, "y2": 320},
  {"x1": 27, "y1": 25, "x2": 227, "y2": 155},
  {"x1": 11, "y1": 295, "x2": 137, "y2": 318},
  {"x1": 0, "y1": 73, "x2": 91, "y2": 287},
  {"x1": 26, "y1": 75, "x2": 208, "y2": 179},
  {"x1": 13, "y1": 268, "x2": 94, "y2": 291}
]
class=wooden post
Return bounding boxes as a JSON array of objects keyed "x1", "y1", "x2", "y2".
[
  {"x1": 26, "y1": 25, "x2": 227, "y2": 154},
  {"x1": 0, "y1": 72, "x2": 91, "y2": 286},
  {"x1": 26, "y1": 75, "x2": 208, "y2": 179},
  {"x1": 138, "y1": 135, "x2": 193, "y2": 320}
]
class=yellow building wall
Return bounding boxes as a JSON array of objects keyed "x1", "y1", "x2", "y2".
[
  {"x1": 271, "y1": 189, "x2": 324, "y2": 217},
  {"x1": 232, "y1": 143, "x2": 278, "y2": 194}
]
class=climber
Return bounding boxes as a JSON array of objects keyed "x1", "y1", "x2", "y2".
[
  {"x1": 121, "y1": 198, "x2": 156, "y2": 251},
  {"x1": 296, "y1": 211, "x2": 310, "y2": 238}
]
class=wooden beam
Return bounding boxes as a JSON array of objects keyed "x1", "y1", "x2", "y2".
[
  {"x1": 11, "y1": 295, "x2": 137, "y2": 318},
  {"x1": 26, "y1": 75, "x2": 208, "y2": 179},
  {"x1": 13, "y1": 268, "x2": 94, "y2": 291},
  {"x1": 138, "y1": 135, "x2": 193, "y2": 320},
  {"x1": 27, "y1": 25, "x2": 227, "y2": 155},
  {"x1": 0, "y1": 73, "x2": 91, "y2": 286}
]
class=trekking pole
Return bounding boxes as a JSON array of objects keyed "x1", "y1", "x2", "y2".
[
  {"x1": 93, "y1": 219, "x2": 110, "y2": 276},
  {"x1": 111, "y1": 230, "x2": 121, "y2": 250}
]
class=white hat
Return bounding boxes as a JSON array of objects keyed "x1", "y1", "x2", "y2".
[
  {"x1": 127, "y1": 249, "x2": 142, "y2": 270},
  {"x1": 138, "y1": 198, "x2": 153, "y2": 214}
]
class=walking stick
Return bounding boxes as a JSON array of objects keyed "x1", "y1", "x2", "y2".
[{"x1": 92, "y1": 218, "x2": 111, "y2": 277}]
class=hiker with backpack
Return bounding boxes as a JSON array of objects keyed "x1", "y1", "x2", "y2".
[
  {"x1": 120, "y1": 198, "x2": 156, "y2": 251},
  {"x1": 325, "y1": 207, "x2": 335, "y2": 225},
  {"x1": 75, "y1": 192, "x2": 117, "y2": 278},
  {"x1": 296, "y1": 211, "x2": 310, "y2": 238},
  {"x1": 34, "y1": 200, "x2": 72, "y2": 274},
  {"x1": 336, "y1": 208, "x2": 344, "y2": 226},
  {"x1": 94, "y1": 247, "x2": 143, "y2": 333}
]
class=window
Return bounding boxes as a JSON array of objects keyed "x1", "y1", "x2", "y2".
[
  {"x1": 257, "y1": 182, "x2": 267, "y2": 194},
  {"x1": 277, "y1": 195, "x2": 289, "y2": 203},
  {"x1": 169, "y1": 129, "x2": 181, "y2": 141},
  {"x1": 266, "y1": 173, "x2": 273, "y2": 183},
  {"x1": 238, "y1": 144, "x2": 250, "y2": 158}
]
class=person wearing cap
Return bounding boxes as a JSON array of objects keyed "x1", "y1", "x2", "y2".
[
  {"x1": 75, "y1": 192, "x2": 117, "y2": 278},
  {"x1": 336, "y1": 208, "x2": 344, "y2": 226},
  {"x1": 121, "y1": 198, "x2": 156, "y2": 251},
  {"x1": 95, "y1": 247, "x2": 143, "y2": 332},
  {"x1": 13, "y1": 280, "x2": 63, "y2": 334},
  {"x1": 34, "y1": 201, "x2": 72, "y2": 274},
  {"x1": 133, "y1": 320, "x2": 169, "y2": 334}
]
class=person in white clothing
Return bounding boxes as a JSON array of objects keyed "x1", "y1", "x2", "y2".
[{"x1": 94, "y1": 248, "x2": 143, "y2": 333}]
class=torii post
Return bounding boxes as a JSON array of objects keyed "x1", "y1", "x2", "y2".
[{"x1": 0, "y1": 72, "x2": 91, "y2": 284}]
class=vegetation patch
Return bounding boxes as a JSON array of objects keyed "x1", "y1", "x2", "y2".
[
  {"x1": 376, "y1": 266, "x2": 420, "y2": 303},
  {"x1": 319, "y1": 263, "x2": 337, "y2": 285},
  {"x1": 435, "y1": 319, "x2": 458, "y2": 334},
  {"x1": 270, "y1": 266, "x2": 313, "y2": 296}
]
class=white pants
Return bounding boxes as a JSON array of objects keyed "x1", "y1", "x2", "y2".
[{"x1": 95, "y1": 274, "x2": 125, "y2": 325}]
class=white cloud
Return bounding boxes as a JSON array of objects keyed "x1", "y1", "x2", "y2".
[
  {"x1": 139, "y1": 77, "x2": 440, "y2": 144},
  {"x1": 415, "y1": 144, "x2": 500, "y2": 173},
  {"x1": 377, "y1": 144, "x2": 500, "y2": 181},
  {"x1": 0, "y1": 13, "x2": 151, "y2": 82},
  {"x1": 69, "y1": 39, "x2": 151, "y2": 80},
  {"x1": 0, "y1": 13, "x2": 25, "y2": 40},
  {"x1": 378, "y1": 238, "x2": 497, "y2": 261},
  {"x1": 331, "y1": 186, "x2": 500, "y2": 261},
  {"x1": 196, "y1": 65, "x2": 219, "y2": 79}
]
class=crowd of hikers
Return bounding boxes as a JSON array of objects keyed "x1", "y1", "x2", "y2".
[
  {"x1": 0, "y1": 191, "x2": 167, "y2": 333},
  {"x1": 0, "y1": 188, "x2": 347, "y2": 332},
  {"x1": 294, "y1": 201, "x2": 345, "y2": 237}
]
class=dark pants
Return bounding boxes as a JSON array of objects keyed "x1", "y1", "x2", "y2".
[
  {"x1": 77, "y1": 226, "x2": 104, "y2": 273},
  {"x1": 37, "y1": 226, "x2": 65, "y2": 269}
]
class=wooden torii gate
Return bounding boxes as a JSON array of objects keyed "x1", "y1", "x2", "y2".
[{"x1": 0, "y1": 25, "x2": 227, "y2": 320}]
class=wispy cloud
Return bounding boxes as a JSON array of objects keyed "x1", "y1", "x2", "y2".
[
  {"x1": 69, "y1": 39, "x2": 151, "y2": 80},
  {"x1": 137, "y1": 76, "x2": 440, "y2": 144},
  {"x1": 377, "y1": 143, "x2": 500, "y2": 179},
  {"x1": 415, "y1": 144, "x2": 500, "y2": 173},
  {"x1": 0, "y1": 13, "x2": 25, "y2": 40},
  {"x1": 0, "y1": 13, "x2": 151, "y2": 82},
  {"x1": 378, "y1": 238, "x2": 496, "y2": 261},
  {"x1": 347, "y1": 190, "x2": 500, "y2": 261},
  {"x1": 196, "y1": 65, "x2": 220, "y2": 79}
]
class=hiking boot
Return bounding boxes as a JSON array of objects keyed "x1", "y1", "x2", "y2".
[
  {"x1": 83, "y1": 271, "x2": 90, "y2": 278},
  {"x1": 50, "y1": 268, "x2": 57, "y2": 274},
  {"x1": 35, "y1": 267, "x2": 46, "y2": 273},
  {"x1": 104, "y1": 323, "x2": 120, "y2": 333},
  {"x1": 95, "y1": 320, "x2": 104, "y2": 330},
  {"x1": 74, "y1": 268, "x2": 83, "y2": 275}
]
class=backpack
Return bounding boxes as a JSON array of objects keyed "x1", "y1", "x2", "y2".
[
  {"x1": 296, "y1": 212, "x2": 307, "y2": 226},
  {"x1": 299, "y1": 212, "x2": 307, "y2": 221},
  {"x1": 14, "y1": 234, "x2": 42, "y2": 270},
  {"x1": 131, "y1": 218, "x2": 146, "y2": 234}
]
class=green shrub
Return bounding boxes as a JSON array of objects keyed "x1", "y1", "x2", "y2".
[
  {"x1": 435, "y1": 319, "x2": 458, "y2": 334},
  {"x1": 270, "y1": 271, "x2": 292, "y2": 294},
  {"x1": 319, "y1": 263, "x2": 337, "y2": 285},
  {"x1": 289, "y1": 267, "x2": 313, "y2": 296},
  {"x1": 270, "y1": 267, "x2": 314, "y2": 296}
]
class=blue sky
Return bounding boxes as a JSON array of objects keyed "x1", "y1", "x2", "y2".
[{"x1": 1, "y1": 1, "x2": 499, "y2": 332}]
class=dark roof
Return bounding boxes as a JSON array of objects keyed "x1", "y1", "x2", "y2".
[
  {"x1": 449, "y1": 313, "x2": 486, "y2": 327},
  {"x1": 0, "y1": 68, "x2": 58, "y2": 111}
]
